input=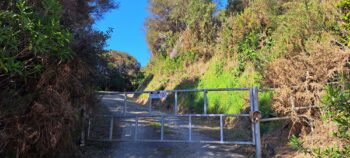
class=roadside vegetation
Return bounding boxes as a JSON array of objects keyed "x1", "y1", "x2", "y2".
[
  {"x1": 0, "y1": 0, "x2": 118, "y2": 157},
  {"x1": 98, "y1": 50, "x2": 143, "y2": 91},
  {"x1": 139, "y1": 0, "x2": 350, "y2": 157}
]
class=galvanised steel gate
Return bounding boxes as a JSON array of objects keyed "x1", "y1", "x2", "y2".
[{"x1": 86, "y1": 87, "x2": 262, "y2": 158}]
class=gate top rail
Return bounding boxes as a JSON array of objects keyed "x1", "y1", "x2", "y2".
[{"x1": 97, "y1": 87, "x2": 251, "y2": 95}]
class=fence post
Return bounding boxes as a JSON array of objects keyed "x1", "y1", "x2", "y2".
[
  {"x1": 149, "y1": 93, "x2": 152, "y2": 112},
  {"x1": 253, "y1": 86, "x2": 262, "y2": 158},
  {"x1": 124, "y1": 92, "x2": 127, "y2": 116},
  {"x1": 134, "y1": 116, "x2": 138, "y2": 141},
  {"x1": 203, "y1": 89, "x2": 207, "y2": 114},
  {"x1": 174, "y1": 91, "x2": 178, "y2": 115},
  {"x1": 188, "y1": 115, "x2": 192, "y2": 141},
  {"x1": 109, "y1": 116, "x2": 114, "y2": 140},
  {"x1": 161, "y1": 115, "x2": 165, "y2": 141},
  {"x1": 87, "y1": 118, "x2": 91, "y2": 140},
  {"x1": 80, "y1": 107, "x2": 85, "y2": 147},
  {"x1": 220, "y1": 114, "x2": 224, "y2": 143}
]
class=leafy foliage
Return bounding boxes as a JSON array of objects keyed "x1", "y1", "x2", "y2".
[
  {"x1": 324, "y1": 84, "x2": 350, "y2": 139},
  {"x1": 226, "y1": 0, "x2": 249, "y2": 15},
  {"x1": 339, "y1": 0, "x2": 350, "y2": 45},
  {"x1": 99, "y1": 50, "x2": 142, "y2": 91},
  {"x1": 0, "y1": 0, "x2": 117, "y2": 157},
  {"x1": 146, "y1": 0, "x2": 218, "y2": 57},
  {"x1": 237, "y1": 31, "x2": 260, "y2": 72},
  {"x1": 0, "y1": 0, "x2": 71, "y2": 83}
]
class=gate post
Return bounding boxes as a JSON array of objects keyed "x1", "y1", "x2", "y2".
[
  {"x1": 203, "y1": 89, "x2": 207, "y2": 114},
  {"x1": 174, "y1": 91, "x2": 178, "y2": 115},
  {"x1": 124, "y1": 92, "x2": 127, "y2": 116},
  {"x1": 149, "y1": 93, "x2": 152, "y2": 112},
  {"x1": 253, "y1": 86, "x2": 262, "y2": 158},
  {"x1": 80, "y1": 107, "x2": 85, "y2": 147}
]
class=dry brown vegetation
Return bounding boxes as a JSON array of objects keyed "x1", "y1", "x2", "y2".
[
  {"x1": 264, "y1": 36, "x2": 350, "y2": 139},
  {"x1": 265, "y1": 39, "x2": 350, "y2": 113}
]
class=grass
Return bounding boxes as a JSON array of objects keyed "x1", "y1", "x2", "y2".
[
  {"x1": 181, "y1": 58, "x2": 263, "y2": 115},
  {"x1": 141, "y1": 56, "x2": 274, "y2": 116},
  {"x1": 140, "y1": 52, "x2": 280, "y2": 136},
  {"x1": 149, "y1": 122, "x2": 173, "y2": 135}
]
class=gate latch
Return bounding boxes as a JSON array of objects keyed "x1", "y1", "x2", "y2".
[{"x1": 249, "y1": 111, "x2": 261, "y2": 123}]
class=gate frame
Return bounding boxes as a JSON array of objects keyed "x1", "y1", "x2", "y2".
[{"x1": 87, "y1": 87, "x2": 262, "y2": 158}]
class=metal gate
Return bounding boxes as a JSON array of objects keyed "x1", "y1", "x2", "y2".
[{"x1": 85, "y1": 87, "x2": 262, "y2": 158}]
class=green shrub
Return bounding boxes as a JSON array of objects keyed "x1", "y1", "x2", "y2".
[
  {"x1": 324, "y1": 84, "x2": 350, "y2": 139},
  {"x1": 237, "y1": 31, "x2": 260, "y2": 72},
  {"x1": 339, "y1": 0, "x2": 350, "y2": 45},
  {"x1": 0, "y1": 0, "x2": 71, "y2": 78}
]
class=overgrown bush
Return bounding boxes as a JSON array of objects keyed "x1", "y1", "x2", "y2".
[
  {"x1": 289, "y1": 82, "x2": 350, "y2": 157},
  {"x1": 98, "y1": 50, "x2": 142, "y2": 91},
  {"x1": 0, "y1": 0, "x2": 71, "y2": 85},
  {"x1": 0, "y1": 0, "x2": 116, "y2": 157}
]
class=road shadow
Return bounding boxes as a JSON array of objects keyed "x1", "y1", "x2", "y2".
[{"x1": 148, "y1": 77, "x2": 205, "y2": 114}]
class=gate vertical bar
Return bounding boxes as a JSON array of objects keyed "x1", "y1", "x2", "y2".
[
  {"x1": 134, "y1": 116, "x2": 138, "y2": 141},
  {"x1": 188, "y1": 115, "x2": 192, "y2": 141},
  {"x1": 124, "y1": 92, "x2": 127, "y2": 116},
  {"x1": 109, "y1": 116, "x2": 114, "y2": 140},
  {"x1": 174, "y1": 91, "x2": 178, "y2": 115},
  {"x1": 161, "y1": 116, "x2": 165, "y2": 141},
  {"x1": 220, "y1": 114, "x2": 224, "y2": 143},
  {"x1": 87, "y1": 118, "x2": 91, "y2": 139},
  {"x1": 80, "y1": 108, "x2": 85, "y2": 146},
  {"x1": 149, "y1": 93, "x2": 152, "y2": 112},
  {"x1": 253, "y1": 87, "x2": 261, "y2": 158},
  {"x1": 203, "y1": 89, "x2": 207, "y2": 114}
]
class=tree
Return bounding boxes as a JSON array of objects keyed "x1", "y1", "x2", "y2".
[
  {"x1": 145, "y1": 0, "x2": 189, "y2": 56},
  {"x1": 0, "y1": 0, "x2": 117, "y2": 157},
  {"x1": 226, "y1": 0, "x2": 250, "y2": 15},
  {"x1": 99, "y1": 51, "x2": 143, "y2": 91}
]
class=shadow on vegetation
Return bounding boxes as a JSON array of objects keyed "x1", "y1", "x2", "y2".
[
  {"x1": 133, "y1": 74, "x2": 154, "y2": 98},
  {"x1": 139, "y1": 77, "x2": 204, "y2": 113}
]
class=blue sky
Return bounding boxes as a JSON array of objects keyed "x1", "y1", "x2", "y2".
[
  {"x1": 94, "y1": 0, "x2": 150, "y2": 66},
  {"x1": 94, "y1": 0, "x2": 228, "y2": 67}
]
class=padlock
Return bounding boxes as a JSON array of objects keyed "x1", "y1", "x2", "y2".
[{"x1": 249, "y1": 111, "x2": 261, "y2": 123}]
